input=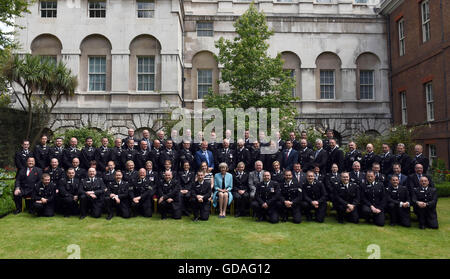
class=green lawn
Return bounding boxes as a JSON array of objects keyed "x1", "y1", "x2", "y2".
[{"x1": 0, "y1": 198, "x2": 449, "y2": 259}]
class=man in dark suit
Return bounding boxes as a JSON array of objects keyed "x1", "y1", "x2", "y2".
[
  {"x1": 361, "y1": 171, "x2": 386, "y2": 226},
  {"x1": 111, "y1": 138, "x2": 124, "y2": 171},
  {"x1": 412, "y1": 144, "x2": 429, "y2": 174},
  {"x1": 298, "y1": 139, "x2": 314, "y2": 172},
  {"x1": 343, "y1": 141, "x2": 362, "y2": 172},
  {"x1": 80, "y1": 137, "x2": 96, "y2": 170},
  {"x1": 281, "y1": 140, "x2": 298, "y2": 171},
  {"x1": 58, "y1": 168, "x2": 80, "y2": 217},
  {"x1": 34, "y1": 135, "x2": 50, "y2": 171},
  {"x1": 302, "y1": 171, "x2": 328, "y2": 223},
  {"x1": 288, "y1": 132, "x2": 301, "y2": 151},
  {"x1": 71, "y1": 158, "x2": 87, "y2": 181},
  {"x1": 135, "y1": 140, "x2": 151, "y2": 171},
  {"x1": 278, "y1": 170, "x2": 303, "y2": 223},
  {"x1": 140, "y1": 129, "x2": 152, "y2": 150},
  {"x1": 195, "y1": 141, "x2": 214, "y2": 172},
  {"x1": 411, "y1": 176, "x2": 438, "y2": 229},
  {"x1": 248, "y1": 161, "x2": 265, "y2": 200},
  {"x1": 63, "y1": 137, "x2": 81, "y2": 170},
  {"x1": 150, "y1": 139, "x2": 163, "y2": 172},
  {"x1": 312, "y1": 139, "x2": 328, "y2": 175},
  {"x1": 31, "y1": 173, "x2": 56, "y2": 217},
  {"x1": 122, "y1": 128, "x2": 139, "y2": 148},
  {"x1": 327, "y1": 139, "x2": 344, "y2": 173},
  {"x1": 159, "y1": 139, "x2": 178, "y2": 172},
  {"x1": 386, "y1": 175, "x2": 411, "y2": 227},
  {"x1": 395, "y1": 143, "x2": 413, "y2": 175},
  {"x1": 48, "y1": 137, "x2": 64, "y2": 168},
  {"x1": 158, "y1": 171, "x2": 182, "y2": 220},
  {"x1": 15, "y1": 140, "x2": 34, "y2": 175},
  {"x1": 322, "y1": 129, "x2": 334, "y2": 152},
  {"x1": 79, "y1": 168, "x2": 106, "y2": 219},
  {"x1": 177, "y1": 161, "x2": 195, "y2": 216},
  {"x1": 300, "y1": 131, "x2": 314, "y2": 150},
  {"x1": 386, "y1": 163, "x2": 408, "y2": 188},
  {"x1": 349, "y1": 161, "x2": 365, "y2": 187},
  {"x1": 121, "y1": 139, "x2": 138, "y2": 170},
  {"x1": 13, "y1": 157, "x2": 43, "y2": 214},
  {"x1": 361, "y1": 143, "x2": 380, "y2": 172},
  {"x1": 232, "y1": 162, "x2": 250, "y2": 217},
  {"x1": 292, "y1": 163, "x2": 306, "y2": 186},
  {"x1": 275, "y1": 131, "x2": 285, "y2": 152},
  {"x1": 380, "y1": 143, "x2": 395, "y2": 176},
  {"x1": 407, "y1": 163, "x2": 434, "y2": 194},
  {"x1": 251, "y1": 171, "x2": 280, "y2": 223},
  {"x1": 235, "y1": 139, "x2": 251, "y2": 172},
  {"x1": 95, "y1": 137, "x2": 112, "y2": 173},
  {"x1": 217, "y1": 139, "x2": 236, "y2": 172},
  {"x1": 333, "y1": 172, "x2": 360, "y2": 224}
]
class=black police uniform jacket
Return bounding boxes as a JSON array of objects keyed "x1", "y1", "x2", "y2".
[
  {"x1": 344, "y1": 149, "x2": 363, "y2": 172},
  {"x1": 411, "y1": 186, "x2": 438, "y2": 209},
  {"x1": 45, "y1": 167, "x2": 65, "y2": 183},
  {"x1": 48, "y1": 146, "x2": 64, "y2": 166},
  {"x1": 58, "y1": 177, "x2": 80, "y2": 199},
  {"x1": 15, "y1": 149, "x2": 34, "y2": 171},
  {"x1": 191, "y1": 180, "x2": 212, "y2": 200},
  {"x1": 123, "y1": 169, "x2": 139, "y2": 185},
  {"x1": 333, "y1": 182, "x2": 360, "y2": 207},
  {"x1": 78, "y1": 177, "x2": 106, "y2": 197},
  {"x1": 177, "y1": 170, "x2": 195, "y2": 190},
  {"x1": 106, "y1": 180, "x2": 130, "y2": 201},
  {"x1": 386, "y1": 185, "x2": 410, "y2": 206},
  {"x1": 279, "y1": 180, "x2": 303, "y2": 205},
  {"x1": 303, "y1": 180, "x2": 327, "y2": 204},
  {"x1": 135, "y1": 148, "x2": 151, "y2": 170},
  {"x1": 217, "y1": 148, "x2": 236, "y2": 171},
  {"x1": 129, "y1": 177, "x2": 156, "y2": 200},
  {"x1": 361, "y1": 181, "x2": 386, "y2": 210},
  {"x1": 63, "y1": 147, "x2": 81, "y2": 169},
  {"x1": 232, "y1": 171, "x2": 249, "y2": 192},
  {"x1": 34, "y1": 144, "x2": 50, "y2": 169},
  {"x1": 298, "y1": 147, "x2": 314, "y2": 171},
  {"x1": 255, "y1": 181, "x2": 280, "y2": 206},
  {"x1": 395, "y1": 153, "x2": 413, "y2": 175},
  {"x1": 178, "y1": 148, "x2": 195, "y2": 170},
  {"x1": 121, "y1": 148, "x2": 138, "y2": 169},
  {"x1": 32, "y1": 182, "x2": 56, "y2": 203},
  {"x1": 158, "y1": 180, "x2": 181, "y2": 202},
  {"x1": 379, "y1": 152, "x2": 395, "y2": 175},
  {"x1": 159, "y1": 149, "x2": 178, "y2": 171},
  {"x1": 361, "y1": 152, "x2": 380, "y2": 172},
  {"x1": 81, "y1": 145, "x2": 96, "y2": 170},
  {"x1": 95, "y1": 146, "x2": 112, "y2": 172},
  {"x1": 235, "y1": 147, "x2": 251, "y2": 170}
]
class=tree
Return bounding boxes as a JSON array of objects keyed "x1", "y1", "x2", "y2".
[
  {"x1": 0, "y1": 0, "x2": 30, "y2": 50},
  {"x1": 2, "y1": 54, "x2": 78, "y2": 145},
  {"x1": 204, "y1": 3, "x2": 297, "y2": 139}
]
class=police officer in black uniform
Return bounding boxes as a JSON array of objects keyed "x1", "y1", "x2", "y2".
[
  {"x1": 235, "y1": 139, "x2": 251, "y2": 171},
  {"x1": 178, "y1": 161, "x2": 195, "y2": 216},
  {"x1": 349, "y1": 161, "x2": 365, "y2": 187},
  {"x1": 395, "y1": 143, "x2": 413, "y2": 175},
  {"x1": 190, "y1": 171, "x2": 212, "y2": 221},
  {"x1": 45, "y1": 158, "x2": 65, "y2": 184},
  {"x1": 48, "y1": 137, "x2": 64, "y2": 168},
  {"x1": 15, "y1": 140, "x2": 34, "y2": 175},
  {"x1": 361, "y1": 143, "x2": 380, "y2": 172},
  {"x1": 361, "y1": 171, "x2": 386, "y2": 226},
  {"x1": 159, "y1": 139, "x2": 178, "y2": 172},
  {"x1": 380, "y1": 143, "x2": 395, "y2": 176},
  {"x1": 79, "y1": 168, "x2": 106, "y2": 219},
  {"x1": 111, "y1": 138, "x2": 124, "y2": 170},
  {"x1": 218, "y1": 139, "x2": 236, "y2": 172},
  {"x1": 58, "y1": 168, "x2": 80, "y2": 217},
  {"x1": 95, "y1": 137, "x2": 112, "y2": 173},
  {"x1": 102, "y1": 161, "x2": 117, "y2": 185},
  {"x1": 105, "y1": 170, "x2": 131, "y2": 220},
  {"x1": 80, "y1": 137, "x2": 96, "y2": 170},
  {"x1": 412, "y1": 144, "x2": 429, "y2": 174},
  {"x1": 178, "y1": 141, "x2": 195, "y2": 171},
  {"x1": 386, "y1": 175, "x2": 411, "y2": 227},
  {"x1": 158, "y1": 170, "x2": 182, "y2": 220},
  {"x1": 130, "y1": 168, "x2": 157, "y2": 217},
  {"x1": 135, "y1": 140, "x2": 151, "y2": 171},
  {"x1": 123, "y1": 160, "x2": 139, "y2": 185},
  {"x1": 63, "y1": 137, "x2": 81, "y2": 170},
  {"x1": 71, "y1": 157, "x2": 87, "y2": 180},
  {"x1": 121, "y1": 139, "x2": 138, "y2": 170},
  {"x1": 34, "y1": 135, "x2": 50, "y2": 171},
  {"x1": 333, "y1": 172, "x2": 360, "y2": 224},
  {"x1": 324, "y1": 163, "x2": 340, "y2": 201},
  {"x1": 278, "y1": 170, "x2": 303, "y2": 223},
  {"x1": 327, "y1": 139, "x2": 344, "y2": 173},
  {"x1": 298, "y1": 139, "x2": 314, "y2": 172},
  {"x1": 302, "y1": 171, "x2": 327, "y2": 222},
  {"x1": 411, "y1": 176, "x2": 438, "y2": 229},
  {"x1": 31, "y1": 173, "x2": 56, "y2": 217},
  {"x1": 232, "y1": 162, "x2": 250, "y2": 217},
  {"x1": 251, "y1": 171, "x2": 280, "y2": 223},
  {"x1": 343, "y1": 141, "x2": 362, "y2": 172}
]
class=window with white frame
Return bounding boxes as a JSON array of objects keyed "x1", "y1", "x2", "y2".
[
  {"x1": 89, "y1": 57, "x2": 106, "y2": 91},
  {"x1": 89, "y1": 1, "x2": 106, "y2": 18},
  {"x1": 398, "y1": 18, "x2": 406, "y2": 56},
  {"x1": 290, "y1": 70, "x2": 296, "y2": 97},
  {"x1": 421, "y1": 0, "x2": 430, "y2": 42},
  {"x1": 197, "y1": 22, "x2": 213, "y2": 37},
  {"x1": 354, "y1": 0, "x2": 368, "y2": 3},
  {"x1": 400, "y1": 91, "x2": 407, "y2": 125},
  {"x1": 40, "y1": 1, "x2": 57, "y2": 18},
  {"x1": 425, "y1": 82, "x2": 434, "y2": 121},
  {"x1": 316, "y1": 0, "x2": 332, "y2": 3},
  {"x1": 40, "y1": 55, "x2": 57, "y2": 65},
  {"x1": 137, "y1": 1, "x2": 155, "y2": 18},
  {"x1": 137, "y1": 57, "x2": 155, "y2": 91},
  {"x1": 360, "y1": 70, "x2": 374, "y2": 99},
  {"x1": 197, "y1": 69, "x2": 212, "y2": 99},
  {"x1": 320, "y1": 70, "x2": 335, "y2": 99},
  {"x1": 429, "y1": 144, "x2": 437, "y2": 167}
]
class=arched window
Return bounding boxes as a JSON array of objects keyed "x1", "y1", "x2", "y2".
[
  {"x1": 191, "y1": 51, "x2": 219, "y2": 100},
  {"x1": 356, "y1": 52, "x2": 381, "y2": 100},
  {"x1": 281, "y1": 51, "x2": 301, "y2": 98},
  {"x1": 315, "y1": 52, "x2": 342, "y2": 100},
  {"x1": 79, "y1": 34, "x2": 112, "y2": 92},
  {"x1": 129, "y1": 35, "x2": 162, "y2": 92},
  {"x1": 30, "y1": 34, "x2": 62, "y2": 63}
]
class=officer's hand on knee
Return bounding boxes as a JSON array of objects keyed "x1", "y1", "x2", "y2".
[{"x1": 14, "y1": 189, "x2": 21, "y2": 196}]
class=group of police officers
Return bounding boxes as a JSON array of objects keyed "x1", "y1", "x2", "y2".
[{"x1": 12, "y1": 128, "x2": 439, "y2": 229}]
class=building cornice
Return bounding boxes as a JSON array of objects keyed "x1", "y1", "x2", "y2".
[{"x1": 377, "y1": 0, "x2": 404, "y2": 15}]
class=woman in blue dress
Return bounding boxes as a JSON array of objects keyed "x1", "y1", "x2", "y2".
[{"x1": 213, "y1": 162, "x2": 233, "y2": 218}]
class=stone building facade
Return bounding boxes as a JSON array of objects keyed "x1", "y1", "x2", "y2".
[{"x1": 13, "y1": 0, "x2": 391, "y2": 142}]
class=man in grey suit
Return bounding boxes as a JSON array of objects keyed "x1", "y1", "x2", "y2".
[{"x1": 248, "y1": 160, "x2": 265, "y2": 200}]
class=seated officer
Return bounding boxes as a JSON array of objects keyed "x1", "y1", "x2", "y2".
[
  {"x1": 130, "y1": 168, "x2": 157, "y2": 217},
  {"x1": 178, "y1": 161, "x2": 195, "y2": 216},
  {"x1": 302, "y1": 171, "x2": 327, "y2": 223},
  {"x1": 31, "y1": 173, "x2": 56, "y2": 217},
  {"x1": 332, "y1": 172, "x2": 360, "y2": 224},
  {"x1": 361, "y1": 171, "x2": 386, "y2": 227},
  {"x1": 79, "y1": 168, "x2": 106, "y2": 219},
  {"x1": 158, "y1": 171, "x2": 182, "y2": 220},
  {"x1": 279, "y1": 170, "x2": 303, "y2": 224},
  {"x1": 58, "y1": 168, "x2": 80, "y2": 217},
  {"x1": 251, "y1": 171, "x2": 280, "y2": 223},
  {"x1": 190, "y1": 171, "x2": 212, "y2": 221},
  {"x1": 232, "y1": 162, "x2": 250, "y2": 217},
  {"x1": 105, "y1": 170, "x2": 131, "y2": 220},
  {"x1": 412, "y1": 176, "x2": 438, "y2": 229},
  {"x1": 14, "y1": 157, "x2": 43, "y2": 214},
  {"x1": 123, "y1": 160, "x2": 139, "y2": 185},
  {"x1": 386, "y1": 175, "x2": 411, "y2": 227}
]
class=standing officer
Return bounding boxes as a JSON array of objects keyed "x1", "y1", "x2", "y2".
[
  {"x1": 386, "y1": 175, "x2": 411, "y2": 227},
  {"x1": 361, "y1": 171, "x2": 386, "y2": 226},
  {"x1": 45, "y1": 158, "x2": 65, "y2": 184},
  {"x1": 178, "y1": 161, "x2": 195, "y2": 216},
  {"x1": 218, "y1": 139, "x2": 236, "y2": 172},
  {"x1": 251, "y1": 171, "x2": 280, "y2": 223},
  {"x1": 278, "y1": 170, "x2": 303, "y2": 223},
  {"x1": 288, "y1": 132, "x2": 301, "y2": 151},
  {"x1": 135, "y1": 140, "x2": 151, "y2": 171},
  {"x1": 178, "y1": 141, "x2": 195, "y2": 171},
  {"x1": 412, "y1": 144, "x2": 429, "y2": 174},
  {"x1": 105, "y1": 170, "x2": 130, "y2": 220},
  {"x1": 232, "y1": 162, "x2": 250, "y2": 217},
  {"x1": 150, "y1": 139, "x2": 163, "y2": 172},
  {"x1": 281, "y1": 140, "x2": 298, "y2": 171},
  {"x1": 395, "y1": 143, "x2": 413, "y2": 175},
  {"x1": 58, "y1": 168, "x2": 80, "y2": 217},
  {"x1": 130, "y1": 168, "x2": 156, "y2": 217},
  {"x1": 15, "y1": 140, "x2": 34, "y2": 174},
  {"x1": 302, "y1": 171, "x2": 327, "y2": 222},
  {"x1": 13, "y1": 157, "x2": 42, "y2": 214},
  {"x1": 140, "y1": 129, "x2": 153, "y2": 150},
  {"x1": 111, "y1": 138, "x2": 123, "y2": 170},
  {"x1": 380, "y1": 143, "x2": 395, "y2": 176},
  {"x1": 79, "y1": 168, "x2": 106, "y2": 219},
  {"x1": 300, "y1": 131, "x2": 314, "y2": 150},
  {"x1": 312, "y1": 139, "x2": 328, "y2": 175},
  {"x1": 361, "y1": 143, "x2": 380, "y2": 172},
  {"x1": 333, "y1": 172, "x2": 360, "y2": 224},
  {"x1": 327, "y1": 139, "x2": 344, "y2": 173},
  {"x1": 121, "y1": 139, "x2": 138, "y2": 170},
  {"x1": 122, "y1": 128, "x2": 139, "y2": 148},
  {"x1": 34, "y1": 135, "x2": 50, "y2": 171},
  {"x1": 160, "y1": 139, "x2": 178, "y2": 172},
  {"x1": 235, "y1": 139, "x2": 251, "y2": 172},
  {"x1": 372, "y1": 163, "x2": 386, "y2": 186},
  {"x1": 80, "y1": 137, "x2": 96, "y2": 170},
  {"x1": 298, "y1": 139, "x2": 314, "y2": 172},
  {"x1": 322, "y1": 129, "x2": 334, "y2": 152},
  {"x1": 263, "y1": 141, "x2": 281, "y2": 173},
  {"x1": 63, "y1": 137, "x2": 81, "y2": 170},
  {"x1": 411, "y1": 176, "x2": 438, "y2": 229},
  {"x1": 343, "y1": 141, "x2": 362, "y2": 172},
  {"x1": 95, "y1": 137, "x2": 112, "y2": 173},
  {"x1": 31, "y1": 173, "x2": 56, "y2": 217},
  {"x1": 48, "y1": 137, "x2": 64, "y2": 167},
  {"x1": 190, "y1": 171, "x2": 212, "y2": 221},
  {"x1": 158, "y1": 171, "x2": 182, "y2": 220}
]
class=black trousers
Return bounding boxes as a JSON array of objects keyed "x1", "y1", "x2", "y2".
[
  {"x1": 180, "y1": 191, "x2": 192, "y2": 214},
  {"x1": 79, "y1": 195, "x2": 104, "y2": 218},
  {"x1": 106, "y1": 197, "x2": 131, "y2": 218},
  {"x1": 131, "y1": 196, "x2": 153, "y2": 217},
  {"x1": 32, "y1": 201, "x2": 55, "y2": 217},
  {"x1": 414, "y1": 205, "x2": 438, "y2": 229},
  {"x1": 58, "y1": 196, "x2": 80, "y2": 216},
  {"x1": 251, "y1": 201, "x2": 279, "y2": 223},
  {"x1": 191, "y1": 198, "x2": 210, "y2": 220},
  {"x1": 13, "y1": 188, "x2": 33, "y2": 212},
  {"x1": 279, "y1": 202, "x2": 302, "y2": 224},
  {"x1": 387, "y1": 203, "x2": 411, "y2": 227},
  {"x1": 301, "y1": 201, "x2": 327, "y2": 223},
  {"x1": 336, "y1": 205, "x2": 359, "y2": 224},
  {"x1": 361, "y1": 205, "x2": 385, "y2": 226},
  {"x1": 233, "y1": 191, "x2": 250, "y2": 215},
  {"x1": 159, "y1": 200, "x2": 181, "y2": 219}
]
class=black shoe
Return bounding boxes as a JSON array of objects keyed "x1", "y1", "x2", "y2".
[
  {"x1": 106, "y1": 214, "x2": 113, "y2": 220},
  {"x1": 14, "y1": 209, "x2": 21, "y2": 215},
  {"x1": 80, "y1": 215, "x2": 87, "y2": 220},
  {"x1": 419, "y1": 225, "x2": 425, "y2": 229},
  {"x1": 161, "y1": 216, "x2": 167, "y2": 220},
  {"x1": 64, "y1": 215, "x2": 70, "y2": 218},
  {"x1": 281, "y1": 217, "x2": 287, "y2": 222}
]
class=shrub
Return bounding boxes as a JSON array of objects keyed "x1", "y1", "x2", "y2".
[
  {"x1": 431, "y1": 158, "x2": 449, "y2": 184},
  {"x1": 436, "y1": 182, "x2": 450, "y2": 198},
  {"x1": 0, "y1": 179, "x2": 15, "y2": 217},
  {"x1": 53, "y1": 127, "x2": 115, "y2": 149}
]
